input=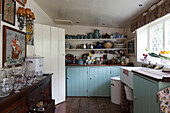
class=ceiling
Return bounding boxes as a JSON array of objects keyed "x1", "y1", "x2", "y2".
[{"x1": 34, "y1": 0, "x2": 159, "y2": 28}]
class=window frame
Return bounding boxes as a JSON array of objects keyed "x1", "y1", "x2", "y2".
[
  {"x1": 147, "y1": 16, "x2": 169, "y2": 52},
  {"x1": 137, "y1": 14, "x2": 170, "y2": 64}
]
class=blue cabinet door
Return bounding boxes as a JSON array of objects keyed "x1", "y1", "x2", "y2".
[
  {"x1": 66, "y1": 67, "x2": 88, "y2": 96},
  {"x1": 110, "y1": 66, "x2": 120, "y2": 77},
  {"x1": 88, "y1": 67, "x2": 111, "y2": 97},
  {"x1": 133, "y1": 73, "x2": 159, "y2": 113},
  {"x1": 66, "y1": 66, "x2": 121, "y2": 97}
]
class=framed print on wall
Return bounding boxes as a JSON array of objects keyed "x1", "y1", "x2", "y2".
[
  {"x1": 2, "y1": 0, "x2": 16, "y2": 26},
  {"x1": 126, "y1": 37, "x2": 137, "y2": 56},
  {"x1": 26, "y1": 22, "x2": 34, "y2": 45},
  {"x1": 3, "y1": 25, "x2": 27, "y2": 67},
  {"x1": 16, "y1": 0, "x2": 27, "y2": 7}
]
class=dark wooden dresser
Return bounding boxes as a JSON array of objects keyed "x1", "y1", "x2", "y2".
[{"x1": 0, "y1": 74, "x2": 55, "y2": 113}]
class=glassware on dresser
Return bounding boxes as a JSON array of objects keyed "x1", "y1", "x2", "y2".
[{"x1": 0, "y1": 78, "x2": 13, "y2": 97}]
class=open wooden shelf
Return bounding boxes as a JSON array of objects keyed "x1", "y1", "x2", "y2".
[
  {"x1": 65, "y1": 48, "x2": 127, "y2": 51},
  {"x1": 65, "y1": 38, "x2": 127, "y2": 41}
]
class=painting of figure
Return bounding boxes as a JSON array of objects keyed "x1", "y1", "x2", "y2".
[
  {"x1": 2, "y1": 0, "x2": 16, "y2": 25},
  {"x1": 3, "y1": 25, "x2": 26, "y2": 67}
]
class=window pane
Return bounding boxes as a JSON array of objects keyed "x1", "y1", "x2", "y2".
[
  {"x1": 150, "y1": 23, "x2": 163, "y2": 53},
  {"x1": 165, "y1": 19, "x2": 170, "y2": 50}
]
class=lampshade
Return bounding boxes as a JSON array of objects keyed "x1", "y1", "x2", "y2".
[
  {"x1": 17, "y1": 7, "x2": 26, "y2": 16},
  {"x1": 22, "y1": 8, "x2": 26, "y2": 16},
  {"x1": 17, "y1": 7, "x2": 22, "y2": 15},
  {"x1": 26, "y1": 8, "x2": 31, "y2": 17},
  {"x1": 31, "y1": 12, "x2": 35, "y2": 20}
]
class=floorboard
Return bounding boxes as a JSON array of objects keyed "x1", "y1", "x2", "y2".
[{"x1": 55, "y1": 97, "x2": 122, "y2": 113}]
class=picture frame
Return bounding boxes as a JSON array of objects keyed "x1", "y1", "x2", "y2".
[
  {"x1": 2, "y1": 0, "x2": 16, "y2": 26},
  {"x1": 0, "y1": 0, "x2": 2, "y2": 14},
  {"x1": 3, "y1": 25, "x2": 27, "y2": 67},
  {"x1": 26, "y1": 22, "x2": 34, "y2": 45},
  {"x1": 126, "y1": 36, "x2": 137, "y2": 56},
  {"x1": 16, "y1": 0, "x2": 27, "y2": 7}
]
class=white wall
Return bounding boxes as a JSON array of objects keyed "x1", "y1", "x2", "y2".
[
  {"x1": 0, "y1": 0, "x2": 56, "y2": 68},
  {"x1": 125, "y1": 25, "x2": 141, "y2": 66},
  {"x1": 57, "y1": 25, "x2": 124, "y2": 35}
]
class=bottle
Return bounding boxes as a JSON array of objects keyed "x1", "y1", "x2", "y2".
[
  {"x1": 73, "y1": 56, "x2": 76, "y2": 64},
  {"x1": 106, "y1": 56, "x2": 108, "y2": 64}
]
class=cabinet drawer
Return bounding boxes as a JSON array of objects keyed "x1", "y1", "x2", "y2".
[
  {"x1": 0, "y1": 97, "x2": 26, "y2": 113},
  {"x1": 28, "y1": 99, "x2": 55, "y2": 113},
  {"x1": 27, "y1": 86, "x2": 43, "y2": 110}
]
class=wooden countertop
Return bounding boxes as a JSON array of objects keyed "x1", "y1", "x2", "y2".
[
  {"x1": 66, "y1": 64, "x2": 129, "y2": 67},
  {"x1": 0, "y1": 73, "x2": 53, "y2": 110},
  {"x1": 132, "y1": 69, "x2": 170, "y2": 82}
]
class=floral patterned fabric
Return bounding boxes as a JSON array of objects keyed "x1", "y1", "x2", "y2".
[
  {"x1": 131, "y1": 0, "x2": 170, "y2": 32},
  {"x1": 158, "y1": 88, "x2": 170, "y2": 113}
]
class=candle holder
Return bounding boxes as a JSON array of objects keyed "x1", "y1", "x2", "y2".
[{"x1": 17, "y1": 7, "x2": 35, "y2": 30}]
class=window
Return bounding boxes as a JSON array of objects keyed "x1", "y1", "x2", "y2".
[
  {"x1": 150, "y1": 22, "x2": 163, "y2": 53},
  {"x1": 137, "y1": 14, "x2": 170, "y2": 65},
  {"x1": 165, "y1": 19, "x2": 170, "y2": 50}
]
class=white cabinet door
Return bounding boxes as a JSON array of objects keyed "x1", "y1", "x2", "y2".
[
  {"x1": 34, "y1": 23, "x2": 65, "y2": 104},
  {"x1": 58, "y1": 28, "x2": 65, "y2": 103},
  {"x1": 42, "y1": 25, "x2": 51, "y2": 73},
  {"x1": 34, "y1": 23, "x2": 43, "y2": 56},
  {"x1": 51, "y1": 26, "x2": 60, "y2": 104}
]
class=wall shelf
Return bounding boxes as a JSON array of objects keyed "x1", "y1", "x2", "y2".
[
  {"x1": 65, "y1": 48, "x2": 127, "y2": 51},
  {"x1": 65, "y1": 38, "x2": 127, "y2": 41}
]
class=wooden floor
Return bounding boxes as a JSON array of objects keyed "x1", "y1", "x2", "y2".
[{"x1": 55, "y1": 97, "x2": 121, "y2": 113}]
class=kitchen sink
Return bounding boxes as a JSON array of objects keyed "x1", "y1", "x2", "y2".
[{"x1": 120, "y1": 67, "x2": 145, "y2": 89}]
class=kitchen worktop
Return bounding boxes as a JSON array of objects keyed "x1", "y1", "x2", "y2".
[
  {"x1": 132, "y1": 69, "x2": 170, "y2": 82},
  {"x1": 66, "y1": 64, "x2": 129, "y2": 67}
]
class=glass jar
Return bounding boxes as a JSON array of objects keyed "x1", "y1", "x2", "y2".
[{"x1": 0, "y1": 78, "x2": 13, "y2": 97}]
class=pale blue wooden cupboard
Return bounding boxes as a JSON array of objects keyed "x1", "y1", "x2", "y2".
[
  {"x1": 66, "y1": 66, "x2": 120, "y2": 97},
  {"x1": 133, "y1": 73, "x2": 170, "y2": 113}
]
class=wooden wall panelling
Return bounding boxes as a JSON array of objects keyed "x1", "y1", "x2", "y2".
[
  {"x1": 42, "y1": 25, "x2": 51, "y2": 73},
  {"x1": 51, "y1": 26, "x2": 59, "y2": 104},
  {"x1": 58, "y1": 28, "x2": 65, "y2": 103},
  {"x1": 34, "y1": 23, "x2": 43, "y2": 56}
]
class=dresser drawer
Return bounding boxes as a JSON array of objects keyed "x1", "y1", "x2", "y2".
[
  {"x1": 27, "y1": 86, "x2": 43, "y2": 110},
  {"x1": 27, "y1": 99, "x2": 55, "y2": 113}
]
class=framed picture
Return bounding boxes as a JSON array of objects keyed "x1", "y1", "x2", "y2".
[
  {"x1": 126, "y1": 37, "x2": 136, "y2": 56},
  {"x1": 2, "y1": 0, "x2": 16, "y2": 26},
  {"x1": 3, "y1": 25, "x2": 27, "y2": 67},
  {"x1": 0, "y1": 0, "x2": 2, "y2": 14},
  {"x1": 16, "y1": 0, "x2": 27, "y2": 7},
  {"x1": 26, "y1": 22, "x2": 34, "y2": 45}
]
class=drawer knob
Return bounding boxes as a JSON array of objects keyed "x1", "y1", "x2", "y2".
[
  {"x1": 32, "y1": 98, "x2": 35, "y2": 102},
  {"x1": 53, "y1": 106, "x2": 56, "y2": 109}
]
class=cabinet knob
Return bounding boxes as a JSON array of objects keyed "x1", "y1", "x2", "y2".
[
  {"x1": 90, "y1": 78, "x2": 92, "y2": 80},
  {"x1": 67, "y1": 77, "x2": 69, "y2": 79},
  {"x1": 134, "y1": 96, "x2": 136, "y2": 99},
  {"x1": 32, "y1": 98, "x2": 35, "y2": 102}
]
